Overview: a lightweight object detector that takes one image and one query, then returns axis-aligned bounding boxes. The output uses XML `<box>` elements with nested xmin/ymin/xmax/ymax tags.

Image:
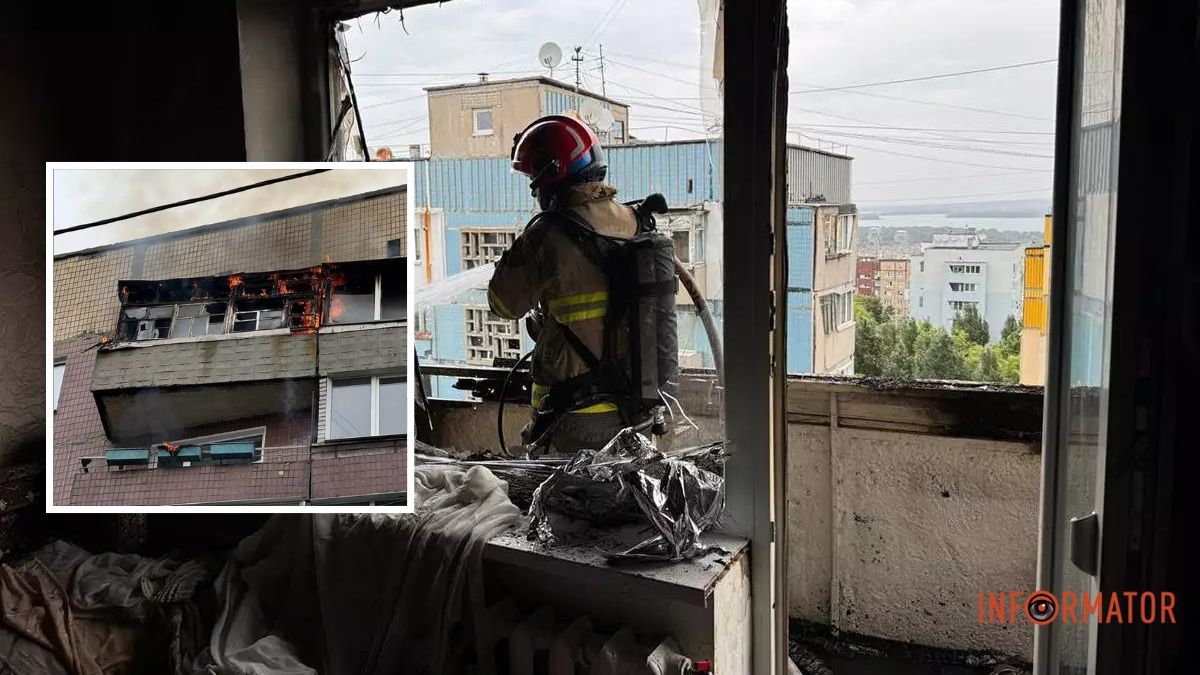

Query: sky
<box><xmin>343</xmin><ymin>0</ymin><xmax>1059</xmax><ymax>219</ymax></box>
<box><xmin>53</xmin><ymin>168</ymin><xmax>408</xmax><ymax>254</ymax></box>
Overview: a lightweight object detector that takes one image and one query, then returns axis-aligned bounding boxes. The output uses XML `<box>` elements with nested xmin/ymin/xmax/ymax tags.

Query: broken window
<box><xmin>232</xmin><ymin>299</ymin><xmax>286</xmax><ymax>332</ymax></box>
<box><xmin>381</xmin><ymin>271</ymin><xmax>405</xmax><ymax>321</ymax></box>
<box><xmin>329</xmin><ymin>273</ymin><xmax>376</xmax><ymax>324</ymax></box>
<box><xmin>122</xmin><ymin>305</ymin><xmax>175</xmax><ymax>340</ymax></box>
<box><xmin>328</xmin><ymin>268</ymin><xmax>406</xmax><ymax>324</ymax></box>
<box><xmin>170</xmin><ymin>303</ymin><xmax>227</xmax><ymax>338</ymax></box>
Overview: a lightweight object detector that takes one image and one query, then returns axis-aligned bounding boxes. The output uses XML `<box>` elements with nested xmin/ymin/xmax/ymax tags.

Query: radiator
<box><xmin>478</xmin><ymin>597</ymin><xmax>699</xmax><ymax>675</ymax></box>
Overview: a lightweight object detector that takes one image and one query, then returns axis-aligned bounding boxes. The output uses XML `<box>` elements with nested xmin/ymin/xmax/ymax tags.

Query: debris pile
<box><xmin>417</xmin><ymin>430</ymin><xmax>728</xmax><ymax>564</ymax></box>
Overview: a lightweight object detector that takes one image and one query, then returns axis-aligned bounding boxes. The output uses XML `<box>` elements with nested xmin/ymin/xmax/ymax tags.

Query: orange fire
<box><xmin>330</xmin><ymin>296</ymin><xmax>346</xmax><ymax>321</ymax></box>
<box><xmin>161</xmin><ymin>441</ymin><xmax>180</xmax><ymax>454</ymax></box>
<box><xmin>228</xmin><ymin>274</ymin><xmax>243</xmax><ymax>288</ymax></box>
<box><xmin>278</xmin><ymin>280</ymin><xmax>292</xmax><ymax>294</ymax></box>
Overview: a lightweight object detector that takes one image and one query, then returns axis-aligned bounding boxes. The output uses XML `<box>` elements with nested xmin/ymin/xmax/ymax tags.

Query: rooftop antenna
<box><xmin>571</xmin><ymin>45</ymin><xmax>584</xmax><ymax>92</ymax></box>
<box><xmin>538</xmin><ymin>42</ymin><xmax>562</xmax><ymax>79</ymax></box>
<box><xmin>598</xmin><ymin>43</ymin><xmax>608</xmax><ymax>96</ymax></box>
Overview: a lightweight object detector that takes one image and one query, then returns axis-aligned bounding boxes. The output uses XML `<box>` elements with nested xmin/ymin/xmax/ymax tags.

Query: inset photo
<box><xmin>48</xmin><ymin>164</ymin><xmax>411</xmax><ymax>510</ymax></box>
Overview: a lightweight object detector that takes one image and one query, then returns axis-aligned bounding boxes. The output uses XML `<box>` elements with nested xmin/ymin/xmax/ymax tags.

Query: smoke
<box><xmin>53</xmin><ymin>168</ymin><xmax>409</xmax><ymax>255</ymax></box>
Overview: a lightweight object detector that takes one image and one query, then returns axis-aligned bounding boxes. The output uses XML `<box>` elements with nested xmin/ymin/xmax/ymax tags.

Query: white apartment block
<box><xmin>908</xmin><ymin>235</ymin><xmax>1024</xmax><ymax>342</ymax></box>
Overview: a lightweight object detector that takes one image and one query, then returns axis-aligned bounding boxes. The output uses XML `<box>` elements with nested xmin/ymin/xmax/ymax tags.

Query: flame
<box><xmin>161</xmin><ymin>441</ymin><xmax>179</xmax><ymax>454</ymax></box>
<box><xmin>278</xmin><ymin>280</ymin><xmax>292</xmax><ymax>294</ymax></box>
<box><xmin>228</xmin><ymin>274</ymin><xmax>243</xmax><ymax>288</ymax></box>
<box><xmin>330</xmin><ymin>296</ymin><xmax>345</xmax><ymax>320</ymax></box>
<box><xmin>99</xmin><ymin>336</ymin><xmax>111</xmax><ymax>345</ymax></box>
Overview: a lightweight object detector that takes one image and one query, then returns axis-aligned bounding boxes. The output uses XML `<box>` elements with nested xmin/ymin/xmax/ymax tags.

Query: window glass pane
<box><xmin>329</xmin><ymin>378</ymin><xmax>372</xmax><ymax>439</ymax></box>
<box><xmin>259</xmin><ymin>310</ymin><xmax>284</xmax><ymax>330</ymax></box>
<box><xmin>672</xmin><ymin>231</ymin><xmax>691</xmax><ymax>263</ymax></box>
<box><xmin>53</xmin><ymin>364</ymin><xmax>65</xmax><ymax>410</ymax></box>
<box><xmin>233</xmin><ymin>311</ymin><xmax>258</xmax><ymax>332</ymax></box>
<box><xmin>379</xmin><ymin>377</ymin><xmax>407</xmax><ymax>435</ymax></box>
<box><xmin>381</xmin><ymin>272</ymin><xmax>405</xmax><ymax>321</ymax></box>
<box><xmin>330</xmin><ymin>274</ymin><xmax>376</xmax><ymax>323</ymax></box>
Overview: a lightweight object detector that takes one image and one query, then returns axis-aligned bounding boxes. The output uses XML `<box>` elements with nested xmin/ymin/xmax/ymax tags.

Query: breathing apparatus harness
<box><xmin>497</xmin><ymin>193</ymin><xmax>679</xmax><ymax>456</ymax></box>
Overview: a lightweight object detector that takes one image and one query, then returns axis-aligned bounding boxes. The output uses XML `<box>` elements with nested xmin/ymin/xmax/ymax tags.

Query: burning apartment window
<box><xmin>464</xmin><ymin>306</ymin><xmax>522</xmax><ymax>365</ymax></box>
<box><xmin>231</xmin><ymin>299</ymin><xmax>286</xmax><ymax>332</ymax></box>
<box><xmin>122</xmin><ymin>306</ymin><xmax>175</xmax><ymax>340</ymax></box>
<box><xmin>327</xmin><ymin>375</ymin><xmax>406</xmax><ymax>439</ymax></box>
<box><xmin>329</xmin><ymin>273</ymin><xmax>376</xmax><ymax>324</ymax></box>
<box><xmin>53</xmin><ymin>361</ymin><xmax>65</xmax><ymax>411</ymax></box>
<box><xmin>329</xmin><ymin>268</ymin><xmax>405</xmax><ymax>324</ymax></box>
<box><xmin>170</xmin><ymin>303</ymin><xmax>227</xmax><ymax>338</ymax></box>
<box><xmin>380</xmin><ymin>272</ymin><xmax>405</xmax><ymax>321</ymax></box>
<box><xmin>460</xmin><ymin>229</ymin><xmax>516</xmax><ymax>270</ymax></box>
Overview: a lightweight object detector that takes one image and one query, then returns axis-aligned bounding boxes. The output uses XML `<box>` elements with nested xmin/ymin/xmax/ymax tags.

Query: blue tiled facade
<box><xmin>415</xmin><ymin>141</ymin><xmax>850</xmax><ymax>383</ymax></box>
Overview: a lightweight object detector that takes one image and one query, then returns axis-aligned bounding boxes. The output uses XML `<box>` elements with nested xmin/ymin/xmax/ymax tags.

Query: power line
<box><xmin>806</xmin><ymin>134</ymin><xmax>1052</xmax><ymax>171</ymax></box>
<box><xmin>55</xmin><ymin>170</ymin><xmax>331</xmax><ymax>236</ymax></box>
<box><xmin>796</xmin><ymin>82</ymin><xmax>1055</xmax><ymax>122</ymax></box>
<box><xmin>790</xmin><ymin>58</ymin><xmax>1056</xmax><ymax>94</ymax></box>
<box><xmin>855</xmin><ymin>170</ymin><xmax>1052</xmax><ymax>186</ymax></box>
<box><xmin>794</xmin><ymin>123</ymin><xmax>1054</xmax><ymax>135</ymax></box>
<box><xmin>584</xmin><ymin>0</ymin><xmax>633</xmax><ymax>47</ymax></box>
<box><xmin>794</xmin><ymin>128</ymin><xmax>1054</xmax><ymax>158</ymax></box>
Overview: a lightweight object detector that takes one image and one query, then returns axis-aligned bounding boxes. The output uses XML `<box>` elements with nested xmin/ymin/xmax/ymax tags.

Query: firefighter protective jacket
<box><xmin>487</xmin><ymin>182</ymin><xmax>637</xmax><ymax>413</ymax></box>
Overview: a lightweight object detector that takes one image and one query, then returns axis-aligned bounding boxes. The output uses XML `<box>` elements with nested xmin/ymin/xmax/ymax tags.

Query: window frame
<box><xmin>472</xmin><ymin>107</ymin><xmax>494</xmax><ymax>136</ymax></box>
<box><xmin>326</xmin><ymin>374</ymin><xmax>407</xmax><ymax>440</ymax></box>
<box><xmin>53</xmin><ymin>360</ymin><xmax>66</xmax><ymax>411</ymax></box>
<box><xmin>328</xmin><ymin>272</ymin><xmax>405</xmax><ymax>324</ymax></box>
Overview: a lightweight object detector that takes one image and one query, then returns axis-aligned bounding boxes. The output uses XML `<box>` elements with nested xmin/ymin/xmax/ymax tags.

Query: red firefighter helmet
<box><xmin>511</xmin><ymin>114</ymin><xmax>607</xmax><ymax>198</ymax></box>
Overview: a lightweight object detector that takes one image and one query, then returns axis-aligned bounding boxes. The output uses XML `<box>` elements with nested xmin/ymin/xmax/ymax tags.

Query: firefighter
<box><xmin>488</xmin><ymin>114</ymin><xmax>642</xmax><ymax>456</ymax></box>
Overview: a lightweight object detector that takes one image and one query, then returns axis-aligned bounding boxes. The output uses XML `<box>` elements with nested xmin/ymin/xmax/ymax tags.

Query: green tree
<box><xmin>999</xmin><ymin>314</ymin><xmax>1021</xmax><ymax>357</ymax></box>
<box><xmin>952</xmin><ymin>304</ymin><xmax>990</xmax><ymax>347</ymax></box>
<box><xmin>913</xmin><ymin>325</ymin><xmax>967</xmax><ymax>380</ymax></box>
<box><xmin>977</xmin><ymin>346</ymin><xmax>1002</xmax><ymax>382</ymax></box>
<box><xmin>853</xmin><ymin>296</ymin><xmax>886</xmax><ymax>376</ymax></box>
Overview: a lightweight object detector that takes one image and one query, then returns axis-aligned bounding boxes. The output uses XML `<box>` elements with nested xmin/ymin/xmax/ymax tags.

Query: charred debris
<box><xmin>104</xmin><ymin>260</ymin><xmax>394</xmax><ymax>347</ymax></box>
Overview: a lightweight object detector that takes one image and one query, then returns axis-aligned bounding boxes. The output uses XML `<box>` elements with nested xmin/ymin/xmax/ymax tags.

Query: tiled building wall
<box><xmin>311</xmin><ymin>441</ymin><xmax>407</xmax><ymax>500</ymax></box>
<box><xmin>67</xmin><ymin>410</ymin><xmax>312</xmax><ymax>506</ymax></box>
<box><xmin>52</xmin><ymin>336</ymin><xmax>110</xmax><ymax>505</ymax></box>
<box><xmin>52</xmin><ymin>188</ymin><xmax>407</xmax><ymax>505</ymax></box>
<box><xmin>321</xmin><ymin>190</ymin><xmax>406</xmax><ymax>262</ymax></box>
<box><xmin>53</xmin><ymin>249</ymin><xmax>134</xmax><ymax>340</ymax></box>
<box><xmin>142</xmin><ymin>212</ymin><xmax>314</xmax><ymax>279</ymax></box>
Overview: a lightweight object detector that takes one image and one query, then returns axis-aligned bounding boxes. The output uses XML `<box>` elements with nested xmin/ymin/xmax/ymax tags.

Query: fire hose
<box><xmin>497</xmin><ymin>255</ymin><xmax>725</xmax><ymax>454</ymax></box>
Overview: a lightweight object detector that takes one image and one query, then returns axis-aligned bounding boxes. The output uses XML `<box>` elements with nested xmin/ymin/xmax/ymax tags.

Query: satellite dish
<box><xmin>538</xmin><ymin>42</ymin><xmax>563</xmax><ymax>70</ymax></box>
<box><xmin>596</xmin><ymin>107</ymin><xmax>615</xmax><ymax>131</ymax></box>
<box><xmin>579</xmin><ymin>100</ymin><xmax>602</xmax><ymax>127</ymax></box>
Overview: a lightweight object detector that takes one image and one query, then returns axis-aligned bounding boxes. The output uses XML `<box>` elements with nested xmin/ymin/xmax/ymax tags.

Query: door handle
<box><xmin>1069</xmin><ymin>511</ymin><xmax>1099</xmax><ymax>576</ymax></box>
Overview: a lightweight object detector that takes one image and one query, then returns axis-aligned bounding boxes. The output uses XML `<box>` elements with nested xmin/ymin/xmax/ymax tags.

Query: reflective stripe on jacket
<box><xmin>487</xmin><ymin>182</ymin><xmax>638</xmax><ymax>412</ymax></box>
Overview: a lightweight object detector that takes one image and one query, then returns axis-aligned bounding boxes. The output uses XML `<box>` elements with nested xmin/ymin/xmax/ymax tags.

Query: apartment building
<box><xmin>413</xmin><ymin>139</ymin><xmax>856</xmax><ymax>389</ymax></box>
<box><xmin>425</xmin><ymin>75</ymin><xmax>631</xmax><ymax>159</ymax></box>
<box><xmin>908</xmin><ymin>234</ymin><xmax>1024</xmax><ymax>342</ymax></box>
<box><xmin>855</xmin><ymin>256</ymin><xmax>909</xmax><ymax>316</ymax></box>
<box><xmin>1020</xmin><ymin>215</ymin><xmax>1053</xmax><ymax>385</ymax></box>
<box><xmin>52</xmin><ymin>187</ymin><xmax>408</xmax><ymax>506</ymax></box>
